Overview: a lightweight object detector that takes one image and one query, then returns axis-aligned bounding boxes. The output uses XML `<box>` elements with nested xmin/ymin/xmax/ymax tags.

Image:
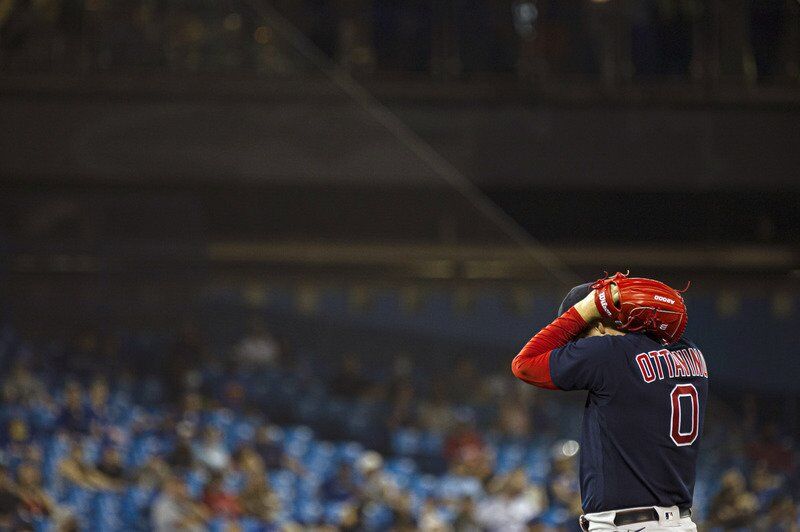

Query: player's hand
<box><xmin>611</xmin><ymin>283</ymin><xmax>620</xmax><ymax>304</ymax></box>
<box><xmin>574</xmin><ymin>285</ymin><xmax>619</xmax><ymax>324</ymax></box>
<box><xmin>590</xmin><ymin>271</ymin><xmax>689</xmax><ymax>345</ymax></box>
<box><xmin>574</xmin><ymin>290</ymin><xmax>601</xmax><ymax>323</ymax></box>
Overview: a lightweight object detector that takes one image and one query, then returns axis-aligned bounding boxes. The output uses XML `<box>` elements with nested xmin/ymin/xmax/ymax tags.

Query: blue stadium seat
<box><xmin>33</xmin><ymin>517</ymin><xmax>53</xmax><ymax>532</ymax></box>
<box><xmin>323</xmin><ymin>501</ymin><xmax>344</xmax><ymax>525</ymax></box>
<box><xmin>186</xmin><ymin>469</ymin><xmax>209</xmax><ymax>498</ymax></box>
<box><xmin>208</xmin><ymin>517</ymin><xmax>229</xmax><ymax>532</ymax></box>
<box><xmin>410</xmin><ymin>474</ymin><xmax>438</xmax><ymax>502</ymax></box>
<box><xmin>227</xmin><ymin>420</ymin><xmax>256</xmax><ymax>448</ymax></box>
<box><xmin>391</xmin><ymin>428</ymin><xmax>421</xmax><ymax>456</ymax></box>
<box><xmin>294</xmin><ymin>499</ymin><xmax>323</xmax><ymax>524</ymax></box>
<box><xmin>271</xmin><ymin>469</ymin><xmax>297</xmax><ymax>507</ymax></box>
<box><xmin>437</xmin><ymin>473</ymin><xmax>482</xmax><ymax>499</ymax></box>
<box><xmin>362</xmin><ymin>502</ymin><xmax>394</xmax><ymax>530</ymax></box>
<box><xmin>91</xmin><ymin>491</ymin><xmax>123</xmax><ymax>531</ymax></box>
<box><xmin>283</xmin><ymin>426</ymin><xmax>314</xmax><ymax>458</ymax></box>
<box><xmin>61</xmin><ymin>485</ymin><xmax>93</xmax><ymax>529</ymax></box>
<box><xmin>524</xmin><ymin>445</ymin><xmax>551</xmax><ymax>482</ymax></box>
<box><xmin>128</xmin><ymin>435</ymin><xmax>161</xmax><ymax>469</ymax></box>
<box><xmin>418</xmin><ymin>431</ymin><xmax>444</xmax><ymax>457</ymax></box>
<box><xmin>121</xmin><ymin>486</ymin><xmax>157</xmax><ymax>530</ymax></box>
<box><xmin>496</xmin><ymin>443</ymin><xmax>526</xmax><ymax>474</ymax></box>
<box><xmin>43</xmin><ymin>435</ymin><xmax>70</xmax><ymax>487</ymax></box>
<box><xmin>82</xmin><ymin>438</ymin><xmax>102</xmax><ymax>464</ymax></box>
<box><xmin>241</xmin><ymin>517</ymin><xmax>275</xmax><ymax>532</ymax></box>
<box><xmin>538</xmin><ymin>507</ymin><xmax>574</xmax><ymax>528</ymax></box>
<box><xmin>335</xmin><ymin>441</ymin><xmax>364</xmax><ymax>464</ymax></box>
<box><xmin>223</xmin><ymin>469</ymin><xmax>245</xmax><ymax>494</ymax></box>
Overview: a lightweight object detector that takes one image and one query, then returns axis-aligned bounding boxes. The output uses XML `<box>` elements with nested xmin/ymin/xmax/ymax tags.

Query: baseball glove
<box><xmin>592</xmin><ymin>272</ymin><xmax>688</xmax><ymax>345</ymax></box>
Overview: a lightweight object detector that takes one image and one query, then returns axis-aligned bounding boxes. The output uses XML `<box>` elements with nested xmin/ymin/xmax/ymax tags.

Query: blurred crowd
<box><xmin>0</xmin><ymin>0</ymin><xmax>795</xmax><ymax>83</ymax></box>
<box><xmin>0</xmin><ymin>318</ymin><xmax>797</xmax><ymax>531</ymax></box>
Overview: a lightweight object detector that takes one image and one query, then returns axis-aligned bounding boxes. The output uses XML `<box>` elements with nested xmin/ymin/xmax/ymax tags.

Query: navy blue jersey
<box><xmin>549</xmin><ymin>332</ymin><xmax>708</xmax><ymax>513</ymax></box>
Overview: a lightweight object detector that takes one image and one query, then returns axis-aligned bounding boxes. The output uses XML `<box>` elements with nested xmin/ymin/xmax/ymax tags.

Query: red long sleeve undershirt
<box><xmin>511</xmin><ymin>307</ymin><xmax>587</xmax><ymax>390</ymax></box>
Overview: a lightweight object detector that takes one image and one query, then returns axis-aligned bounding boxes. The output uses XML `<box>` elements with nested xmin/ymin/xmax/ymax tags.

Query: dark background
<box><xmin>0</xmin><ymin>1</ymin><xmax>799</xmax><ymax>530</ymax></box>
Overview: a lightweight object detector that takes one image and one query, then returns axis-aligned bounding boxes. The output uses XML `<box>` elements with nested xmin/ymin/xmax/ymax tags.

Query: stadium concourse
<box><xmin>0</xmin><ymin>309</ymin><xmax>796</xmax><ymax>531</ymax></box>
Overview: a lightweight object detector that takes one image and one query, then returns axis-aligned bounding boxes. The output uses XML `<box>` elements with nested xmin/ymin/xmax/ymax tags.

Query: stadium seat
<box><xmin>391</xmin><ymin>428</ymin><xmax>421</xmax><ymax>456</ymax></box>
<box><xmin>437</xmin><ymin>473</ymin><xmax>482</xmax><ymax>500</ymax></box>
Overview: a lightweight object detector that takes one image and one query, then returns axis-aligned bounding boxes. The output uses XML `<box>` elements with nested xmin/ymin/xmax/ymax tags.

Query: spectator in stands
<box><xmin>253</xmin><ymin>424</ymin><xmax>304</xmax><ymax>474</ymax></box>
<box><xmin>58</xmin><ymin>442</ymin><xmax>119</xmax><ymax>492</ymax></box>
<box><xmin>338</xmin><ymin>502</ymin><xmax>364</xmax><ymax>531</ymax></box>
<box><xmin>202</xmin><ymin>472</ymin><xmax>241</xmax><ymax>518</ymax></box>
<box><xmin>219</xmin><ymin>360</ymin><xmax>248</xmax><ymax>412</ymax></box>
<box><xmin>15</xmin><ymin>460</ymin><xmax>50</xmax><ymax>521</ymax></box>
<box><xmin>234</xmin><ymin>319</ymin><xmax>281</xmax><ymax>369</ymax></box>
<box><xmin>452</xmin><ymin>496</ymin><xmax>481</xmax><ymax>531</ymax></box>
<box><xmin>168</xmin><ymin>323</ymin><xmax>206</xmax><ymax>402</ymax></box>
<box><xmin>417</xmin><ymin>382</ymin><xmax>455</xmax><ymax>434</ymax></box>
<box><xmin>417</xmin><ymin>498</ymin><xmax>446</xmax><ymax>530</ymax></box>
<box><xmin>3</xmin><ymin>414</ymin><xmax>31</xmax><ymax>449</ymax></box>
<box><xmin>15</xmin><ymin>461</ymin><xmax>75</xmax><ymax>530</ymax></box>
<box><xmin>178</xmin><ymin>392</ymin><xmax>204</xmax><ymax>428</ymax></box>
<box><xmin>356</xmin><ymin>451</ymin><xmax>398</xmax><ymax>503</ymax></box>
<box><xmin>708</xmin><ymin>468</ymin><xmax>759</xmax><ymax>529</ymax></box>
<box><xmin>0</xmin><ymin>318</ymin><xmax>797</xmax><ymax>529</ymax></box>
<box><xmin>444</xmin><ymin>411</ymin><xmax>492</xmax><ymax>480</ymax></box>
<box><xmin>0</xmin><ymin>381</ymin><xmax>21</xmax><ymax>417</ymax></box>
<box><xmin>168</xmin><ymin>422</ymin><xmax>195</xmax><ymax>473</ymax></box>
<box><xmin>477</xmin><ymin>468</ymin><xmax>545</xmax><ymax>531</ymax></box>
<box><xmin>322</xmin><ymin>462</ymin><xmax>358</xmax><ymax>502</ymax></box>
<box><xmin>152</xmin><ymin>475</ymin><xmax>208</xmax><ymax>532</ymax></box>
<box><xmin>95</xmin><ymin>447</ymin><xmax>126</xmax><ymax>488</ymax></box>
<box><xmin>386</xmin><ymin>355</ymin><xmax>414</xmax><ymax>402</ymax></box>
<box><xmin>447</xmin><ymin>359</ymin><xmax>480</xmax><ymax>404</ymax></box>
<box><xmin>497</xmin><ymin>395</ymin><xmax>531</xmax><ymax>440</ymax></box>
<box><xmin>5</xmin><ymin>361</ymin><xmax>45</xmax><ymax>406</ymax></box>
<box><xmin>254</xmin><ymin>424</ymin><xmax>284</xmax><ymax>470</ymax></box>
<box><xmin>754</xmin><ymin>494</ymin><xmax>798</xmax><ymax>531</ymax></box>
<box><xmin>193</xmin><ymin>426</ymin><xmax>231</xmax><ymax>472</ymax></box>
<box><xmin>747</xmin><ymin>423</ymin><xmax>795</xmax><ymax>473</ymax></box>
<box><xmin>381</xmin><ymin>490</ymin><xmax>416</xmax><ymax>531</ymax></box>
<box><xmin>56</xmin><ymin>382</ymin><xmax>89</xmax><ymax>435</ymax></box>
<box><xmin>750</xmin><ymin>460</ymin><xmax>786</xmax><ymax>511</ymax></box>
<box><xmin>0</xmin><ymin>465</ymin><xmax>21</xmax><ymax>530</ymax></box>
<box><xmin>444</xmin><ymin>411</ymin><xmax>483</xmax><ymax>463</ymax></box>
<box><xmin>546</xmin><ymin>451</ymin><xmax>581</xmax><ymax>515</ymax></box>
<box><xmin>237</xmin><ymin>449</ymin><xmax>281</xmax><ymax>522</ymax></box>
<box><xmin>134</xmin><ymin>456</ymin><xmax>170</xmax><ymax>491</ymax></box>
<box><xmin>387</xmin><ymin>378</ymin><xmax>416</xmax><ymax>429</ymax></box>
<box><xmin>330</xmin><ymin>354</ymin><xmax>370</xmax><ymax>398</ymax></box>
<box><xmin>87</xmin><ymin>379</ymin><xmax>110</xmax><ymax>435</ymax></box>
<box><xmin>9</xmin><ymin>445</ymin><xmax>44</xmax><ymax>478</ymax></box>
<box><xmin>235</xmin><ymin>446</ymin><xmax>264</xmax><ymax>472</ymax></box>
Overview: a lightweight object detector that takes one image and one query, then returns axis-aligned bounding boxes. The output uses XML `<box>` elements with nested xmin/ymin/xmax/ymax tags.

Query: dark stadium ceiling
<box><xmin>1</xmin><ymin>75</ymin><xmax>798</xmax><ymax>191</ymax></box>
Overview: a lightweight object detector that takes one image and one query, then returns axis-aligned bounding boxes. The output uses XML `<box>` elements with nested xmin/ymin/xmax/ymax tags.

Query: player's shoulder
<box><xmin>612</xmin><ymin>332</ymin><xmax>704</xmax><ymax>352</ymax></box>
<box><xmin>672</xmin><ymin>336</ymin><xmax>700</xmax><ymax>349</ymax></box>
<box><xmin>563</xmin><ymin>333</ymin><xmax>641</xmax><ymax>359</ymax></box>
<box><xmin>616</xmin><ymin>333</ymin><xmax>706</xmax><ymax>363</ymax></box>
<box><xmin>550</xmin><ymin>334</ymin><xmax>641</xmax><ymax>392</ymax></box>
<box><xmin>661</xmin><ymin>335</ymin><xmax>704</xmax><ymax>356</ymax></box>
<box><xmin>574</xmin><ymin>332</ymin><xmax>656</xmax><ymax>350</ymax></box>
<box><xmin>572</xmin><ymin>333</ymin><xmax>684</xmax><ymax>366</ymax></box>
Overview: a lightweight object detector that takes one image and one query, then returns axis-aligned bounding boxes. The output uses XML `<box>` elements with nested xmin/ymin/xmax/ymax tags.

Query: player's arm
<box><xmin>511</xmin><ymin>291</ymin><xmax>603</xmax><ymax>389</ymax></box>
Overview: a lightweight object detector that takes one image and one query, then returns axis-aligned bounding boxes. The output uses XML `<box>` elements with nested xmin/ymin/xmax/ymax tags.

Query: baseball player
<box><xmin>512</xmin><ymin>273</ymin><xmax>707</xmax><ymax>531</ymax></box>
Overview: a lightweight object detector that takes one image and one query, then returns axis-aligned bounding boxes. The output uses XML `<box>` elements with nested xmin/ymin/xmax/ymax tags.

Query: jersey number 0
<box><xmin>669</xmin><ymin>384</ymin><xmax>699</xmax><ymax>446</ymax></box>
